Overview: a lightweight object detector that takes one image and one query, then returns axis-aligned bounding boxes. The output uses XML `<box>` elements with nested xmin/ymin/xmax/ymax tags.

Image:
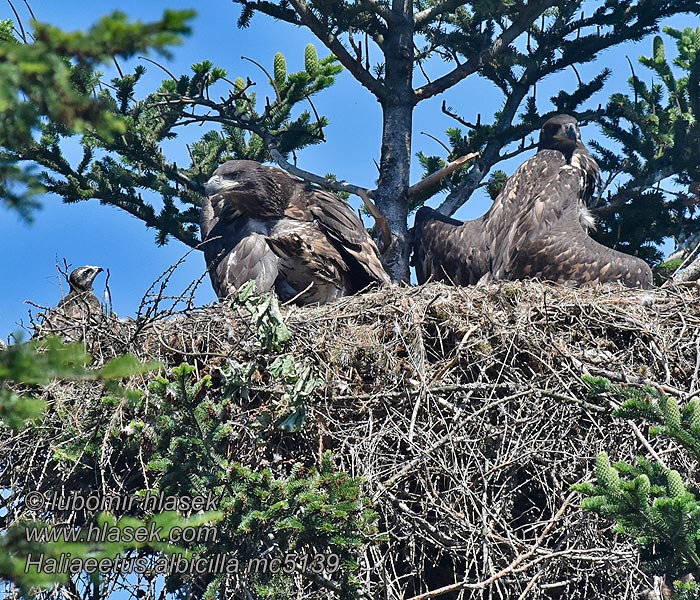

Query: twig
<box><xmin>407</xmin><ymin>151</ymin><xmax>480</xmax><ymax>202</ymax></box>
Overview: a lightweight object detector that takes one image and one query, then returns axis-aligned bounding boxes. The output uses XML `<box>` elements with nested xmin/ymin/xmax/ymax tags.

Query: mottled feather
<box><xmin>412</xmin><ymin>114</ymin><xmax>652</xmax><ymax>289</ymax></box>
<box><xmin>201</xmin><ymin>160</ymin><xmax>390</xmax><ymax>305</ymax></box>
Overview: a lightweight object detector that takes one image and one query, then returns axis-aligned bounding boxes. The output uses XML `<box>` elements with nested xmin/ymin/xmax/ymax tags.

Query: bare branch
<box><xmin>414</xmin><ymin>0</ymin><xmax>467</xmax><ymax>28</ymax></box>
<box><xmin>671</xmin><ymin>242</ymin><xmax>700</xmax><ymax>284</ymax></box>
<box><xmin>241</xmin><ymin>55</ymin><xmax>282</xmax><ymax>103</ymax></box>
<box><xmin>420</xmin><ymin>130</ymin><xmax>451</xmax><ymax>153</ymax></box>
<box><xmin>405</xmin><ymin>494</ymin><xmax>576</xmax><ymax>599</ymax></box>
<box><xmin>414</xmin><ymin>1</ymin><xmax>549</xmax><ymax>102</ymax></box>
<box><xmin>7</xmin><ymin>0</ymin><xmax>27</xmax><ymax>43</ymax></box>
<box><xmin>407</xmin><ymin>151</ymin><xmax>479</xmax><ymax>204</ymax></box>
<box><xmin>138</xmin><ymin>55</ymin><xmax>178</xmax><ymax>81</ymax></box>
<box><xmin>441</xmin><ymin>100</ymin><xmax>479</xmax><ymax>128</ymax></box>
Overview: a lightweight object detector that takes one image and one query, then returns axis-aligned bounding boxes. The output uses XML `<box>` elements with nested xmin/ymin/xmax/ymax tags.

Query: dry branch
<box><xmin>7</xmin><ymin>279</ymin><xmax>700</xmax><ymax>599</ymax></box>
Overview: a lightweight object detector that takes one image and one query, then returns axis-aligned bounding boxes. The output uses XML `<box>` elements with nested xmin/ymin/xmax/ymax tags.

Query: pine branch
<box><xmin>286</xmin><ymin>0</ymin><xmax>387</xmax><ymax>99</ymax></box>
<box><xmin>414</xmin><ymin>0</ymin><xmax>550</xmax><ymax>102</ymax></box>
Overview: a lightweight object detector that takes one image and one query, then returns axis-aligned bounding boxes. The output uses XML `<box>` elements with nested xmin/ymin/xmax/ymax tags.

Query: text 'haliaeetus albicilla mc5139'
<box><xmin>201</xmin><ymin>160</ymin><xmax>390</xmax><ymax>305</ymax></box>
<box><xmin>412</xmin><ymin>114</ymin><xmax>653</xmax><ymax>289</ymax></box>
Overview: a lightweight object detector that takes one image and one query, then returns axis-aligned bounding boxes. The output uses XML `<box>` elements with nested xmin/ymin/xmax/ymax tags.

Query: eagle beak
<box><xmin>566</xmin><ymin>124</ymin><xmax>578</xmax><ymax>142</ymax></box>
<box><xmin>204</xmin><ymin>175</ymin><xmax>240</xmax><ymax>196</ymax></box>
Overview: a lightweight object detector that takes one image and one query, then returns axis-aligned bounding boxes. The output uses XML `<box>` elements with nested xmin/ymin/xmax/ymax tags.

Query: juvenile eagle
<box><xmin>201</xmin><ymin>160</ymin><xmax>390</xmax><ymax>305</ymax></box>
<box><xmin>413</xmin><ymin>114</ymin><xmax>653</xmax><ymax>289</ymax></box>
<box><xmin>37</xmin><ymin>265</ymin><xmax>105</xmax><ymax>340</ymax></box>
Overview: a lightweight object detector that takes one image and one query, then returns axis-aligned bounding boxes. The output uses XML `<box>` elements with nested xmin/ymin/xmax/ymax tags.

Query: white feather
<box><xmin>578</xmin><ymin>205</ymin><xmax>596</xmax><ymax>231</ymax></box>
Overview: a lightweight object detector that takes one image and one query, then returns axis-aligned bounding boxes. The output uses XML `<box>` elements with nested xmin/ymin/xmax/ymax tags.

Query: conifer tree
<box><xmin>590</xmin><ymin>27</ymin><xmax>700</xmax><ymax>265</ymax></box>
<box><xmin>576</xmin><ymin>376</ymin><xmax>700</xmax><ymax>599</ymax></box>
<box><xmin>2</xmin><ymin>3</ymin><xmax>700</xmax><ymax>280</ymax></box>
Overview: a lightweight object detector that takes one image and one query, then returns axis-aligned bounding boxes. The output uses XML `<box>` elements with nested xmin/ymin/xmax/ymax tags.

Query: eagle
<box><xmin>412</xmin><ymin>114</ymin><xmax>653</xmax><ymax>289</ymax></box>
<box><xmin>201</xmin><ymin>160</ymin><xmax>390</xmax><ymax>305</ymax></box>
<box><xmin>37</xmin><ymin>265</ymin><xmax>105</xmax><ymax>340</ymax></box>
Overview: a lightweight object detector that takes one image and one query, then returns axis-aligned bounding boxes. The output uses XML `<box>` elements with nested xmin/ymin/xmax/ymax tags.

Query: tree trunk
<box><xmin>374</xmin><ymin>4</ymin><xmax>414</xmax><ymax>282</ymax></box>
<box><xmin>376</xmin><ymin>98</ymin><xmax>412</xmax><ymax>282</ymax></box>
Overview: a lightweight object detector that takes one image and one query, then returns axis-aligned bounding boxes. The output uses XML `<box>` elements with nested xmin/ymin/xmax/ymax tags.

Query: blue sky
<box><xmin>1</xmin><ymin>1</ymin><xmax>697</xmax><ymax>340</ymax></box>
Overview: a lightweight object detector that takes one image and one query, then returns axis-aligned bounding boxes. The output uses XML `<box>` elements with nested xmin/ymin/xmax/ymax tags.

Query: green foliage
<box><xmin>593</xmin><ymin>27</ymin><xmax>700</xmax><ymax>262</ymax></box>
<box><xmin>221</xmin><ymin>282</ymin><xmax>322</xmax><ymax>432</ymax></box>
<box><xmin>486</xmin><ymin>170</ymin><xmax>509</xmax><ymax>201</ymax></box>
<box><xmin>576</xmin><ymin>376</ymin><xmax>700</xmax><ymax>596</ymax></box>
<box><xmin>1</xmin><ymin>11</ymin><xmax>340</xmax><ymax>247</ymax></box>
<box><xmin>234</xmin><ymin>281</ymin><xmax>292</xmax><ymax>351</ymax></box>
<box><xmin>657</xmin><ymin>257</ymin><xmax>685</xmax><ymax>281</ymax></box>
<box><xmin>143</xmin><ymin>359</ymin><xmax>375</xmax><ymax>598</ymax></box>
<box><xmin>0</xmin><ymin>337</ymin><xmax>171</xmax><ymax>594</ymax></box>
<box><xmin>194</xmin><ymin>453</ymin><xmax>375</xmax><ymax>598</ymax></box>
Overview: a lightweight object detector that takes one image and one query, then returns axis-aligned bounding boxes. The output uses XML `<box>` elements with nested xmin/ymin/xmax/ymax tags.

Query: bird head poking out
<box><xmin>68</xmin><ymin>266</ymin><xmax>103</xmax><ymax>293</ymax></box>
<box><xmin>204</xmin><ymin>160</ymin><xmax>291</xmax><ymax>217</ymax></box>
<box><xmin>538</xmin><ymin>114</ymin><xmax>581</xmax><ymax>161</ymax></box>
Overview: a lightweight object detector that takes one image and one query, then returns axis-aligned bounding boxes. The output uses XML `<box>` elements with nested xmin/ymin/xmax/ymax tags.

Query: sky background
<box><xmin>1</xmin><ymin>1</ymin><xmax>698</xmax><ymax>341</ymax></box>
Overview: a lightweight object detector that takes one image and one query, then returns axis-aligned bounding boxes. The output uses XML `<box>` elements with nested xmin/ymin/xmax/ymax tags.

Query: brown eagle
<box><xmin>412</xmin><ymin>114</ymin><xmax>653</xmax><ymax>289</ymax></box>
<box><xmin>37</xmin><ymin>265</ymin><xmax>105</xmax><ymax>340</ymax></box>
<box><xmin>201</xmin><ymin>160</ymin><xmax>390</xmax><ymax>305</ymax></box>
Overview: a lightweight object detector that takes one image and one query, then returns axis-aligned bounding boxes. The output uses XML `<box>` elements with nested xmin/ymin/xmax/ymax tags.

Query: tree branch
<box><xmin>356</xmin><ymin>0</ymin><xmax>394</xmax><ymax>24</ymax></box>
<box><xmin>671</xmin><ymin>242</ymin><xmax>700</xmax><ymax>284</ymax></box>
<box><xmin>407</xmin><ymin>151</ymin><xmax>479</xmax><ymax>205</ymax></box>
<box><xmin>413</xmin><ymin>1</ymin><xmax>549</xmax><ymax>102</ymax></box>
<box><xmin>287</xmin><ymin>0</ymin><xmax>387</xmax><ymax>99</ymax></box>
<box><xmin>414</xmin><ymin>0</ymin><xmax>468</xmax><ymax>29</ymax></box>
<box><xmin>405</xmin><ymin>494</ymin><xmax>575</xmax><ymax>599</ymax></box>
<box><xmin>596</xmin><ymin>165</ymin><xmax>677</xmax><ymax>216</ymax></box>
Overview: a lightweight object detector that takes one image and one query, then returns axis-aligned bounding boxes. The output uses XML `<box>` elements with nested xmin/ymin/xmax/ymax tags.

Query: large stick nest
<box><xmin>6</xmin><ymin>280</ymin><xmax>700</xmax><ymax>599</ymax></box>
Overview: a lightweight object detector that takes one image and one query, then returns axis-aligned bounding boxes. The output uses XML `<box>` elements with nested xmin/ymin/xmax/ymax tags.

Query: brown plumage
<box><xmin>37</xmin><ymin>266</ymin><xmax>105</xmax><ymax>340</ymax></box>
<box><xmin>413</xmin><ymin>114</ymin><xmax>653</xmax><ymax>289</ymax></box>
<box><xmin>201</xmin><ymin>160</ymin><xmax>390</xmax><ymax>304</ymax></box>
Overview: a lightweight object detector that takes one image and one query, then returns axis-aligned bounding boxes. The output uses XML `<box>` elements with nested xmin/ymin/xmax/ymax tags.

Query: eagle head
<box><xmin>69</xmin><ymin>266</ymin><xmax>103</xmax><ymax>293</ymax></box>
<box><xmin>538</xmin><ymin>114</ymin><xmax>581</xmax><ymax>160</ymax></box>
<box><xmin>204</xmin><ymin>160</ymin><xmax>290</xmax><ymax>217</ymax></box>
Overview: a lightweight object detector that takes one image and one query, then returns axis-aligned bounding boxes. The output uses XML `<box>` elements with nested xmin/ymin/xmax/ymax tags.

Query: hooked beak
<box><xmin>565</xmin><ymin>123</ymin><xmax>578</xmax><ymax>142</ymax></box>
<box><xmin>204</xmin><ymin>175</ymin><xmax>240</xmax><ymax>197</ymax></box>
<box><xmin>86</xmin><ymin>266</ymin><xmax>103</xmax><ymax>288</ymax></box>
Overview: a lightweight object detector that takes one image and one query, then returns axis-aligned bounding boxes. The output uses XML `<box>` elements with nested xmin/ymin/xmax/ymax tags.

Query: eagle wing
<box><xmin>500</xmin><ymin>161</ymin><xmax>653</xmax><ymax>288</ymax></box>
<box><xmin>266</xmin><ymin>220</ymin><xmax>351</xmax><ymax>304</ymax></box>
<box><xmin>412</xmin><ymin>206</ymin><xmax>490</xmax><ymax>285</ymax></box>
<box><xmin>284</xmin><ymin>184</ymin><xmax>390</xmax><ymax>289</ymax></box>
<box><xmin>200</xmin><ymin>193</ymin><xmax>279</xmax><ymax>298</ymax></box>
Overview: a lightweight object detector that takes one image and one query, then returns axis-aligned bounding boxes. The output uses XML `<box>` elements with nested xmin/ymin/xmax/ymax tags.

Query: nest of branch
<box><xmin>6</xmin><ymin>280</ymin><xmax>700</xmax><ymax>599</ymax></box>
